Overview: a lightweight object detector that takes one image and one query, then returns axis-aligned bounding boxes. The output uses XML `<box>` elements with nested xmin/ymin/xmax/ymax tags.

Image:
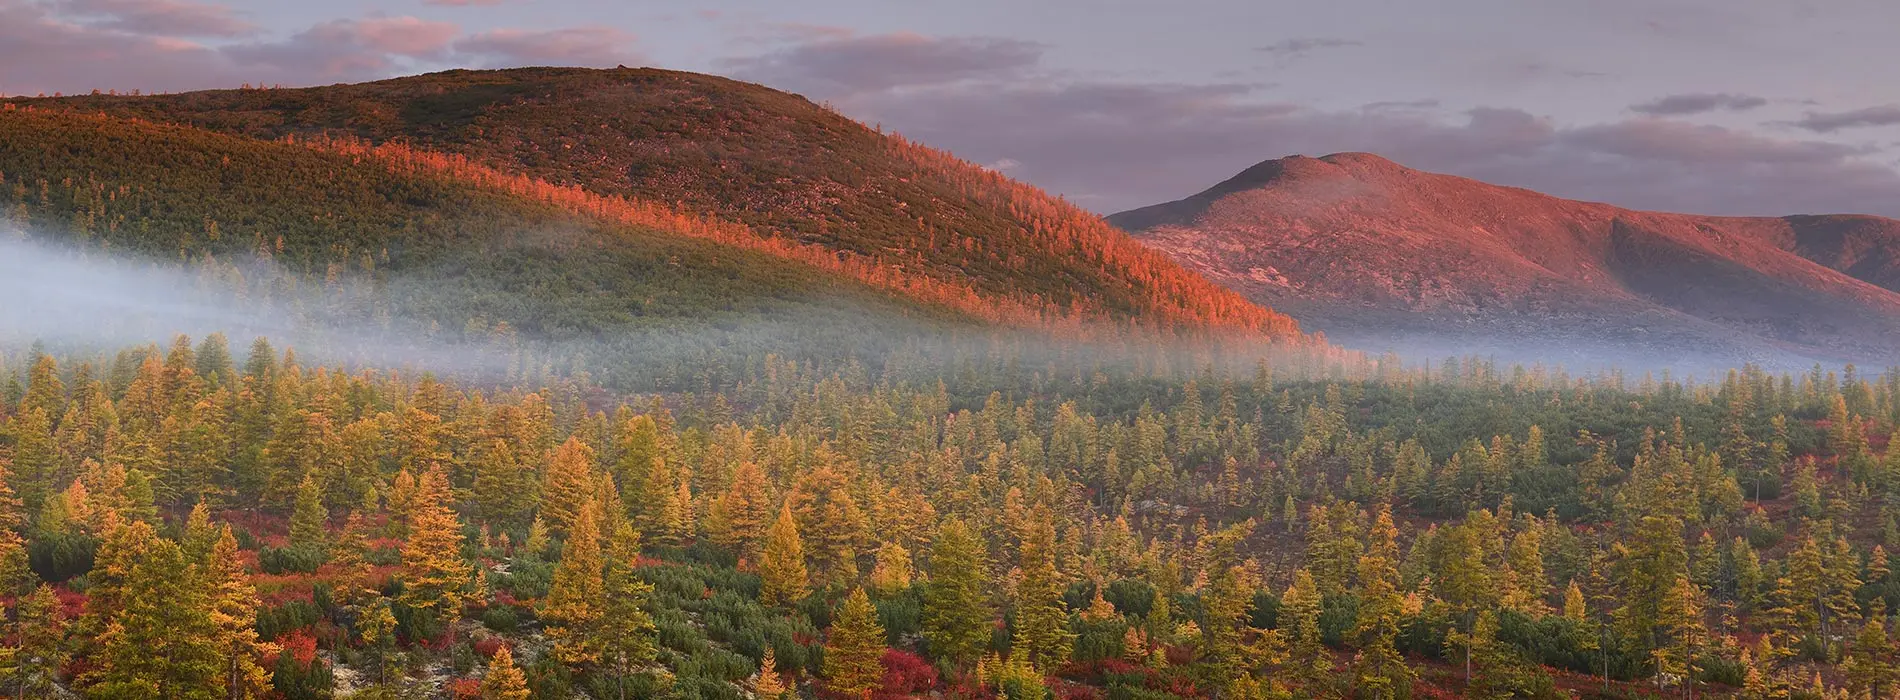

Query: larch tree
<box><xmin>596</xmin><ymin>518</ymin><xmax>659</xmax><ymax>700</ymax></box>
<box><xmin>1354</xmin><ymin>507</ymin><xmax>1414</xmax><ymax>700</ymax></box>
<box><xmin>207</xmin><ymin>525</ymin><xmax>272</xmax><ymax>699</ymax></box>
<box><xmin>824</xmin><ymin>587</ymin><xmax>888</xmax><ymax>699</ymax></box>
<box><xmin>0</xmin><ymin>459</ymin><xmax>30</xmax><ymax>593</ymax></box>
<box><xmin>758</xmin><ymin>503</ymin><xmax>811</xmax><ymax>607</ymax></box>
<box><xmin>1281</xmin><ymin>568</ymin><xmax>1329</xmax><ymax>692</ymax></box>
<box><xmin>4</xmin><ymin>584</ymin><xmax>68</xmax><ymax>699</ymax></box>
<box><xmin>399</xmin><ymin>466</ymin><xmax>471</xmax><ymax>628</ymax></box>
<box><xmin>479</xmin><ymin>646</ymin><xmax>531</xmax><ymax>700</ymax></box>
<box><xmin>472</xmin><ymin>439</ymin><xmax>537</xmax><ymax>529</ymax></box>
<box><xmin>543</xmin><ymin>502</ymin><xmax>606</xmax><ymax>666</ymax></box>
<box><xmin>286</xmin><ymin>473</ymin><xmax>327</xmax><ymax>552</ymax></box>
<box><xmin>541</xmin><ymin>436</ymin><xmax>598</xmax><ymax>537</ymax></box>
<box><xmin>712</xmin><ymin>461</ymin><xmax>774</xmax><ymax>559</ymax></box>
<box><xmin>923</xmin><ymin>517</ymin><xmax>993</xmax><ymax>669</ymax></box>
<box><xmin>1012</xmin><ymin>513</ymin><xmax>1073</xmax><ymax>671</ymax></box>
<box><xmin>869</xmin><ymin>541</ymin><xmax>914</xmax><ymax>595</ymax></box>
<box><xmin>1199</xmin><ymin>521</ymin><xmax>1257</xmax><ymax>686</ymax></box>
<box><xmin>83</xmin><ymin>520</ymin><xmax>224</xmax><ymax>698</ymax></box>
<box><xmin>751</xmin><ymin>647</ymin><xmax>790</xmax><ymax>700</ymax></box>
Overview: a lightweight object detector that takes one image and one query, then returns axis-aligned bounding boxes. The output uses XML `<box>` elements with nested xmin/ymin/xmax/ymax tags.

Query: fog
<box><xmin>0</xmin><ymin>222</ymin><xmax>1847</xmax><ymax>394</ymax></box>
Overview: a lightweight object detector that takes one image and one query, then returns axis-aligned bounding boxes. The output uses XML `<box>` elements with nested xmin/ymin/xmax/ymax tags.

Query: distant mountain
<box><xmin>1109</xmin><ymin>152</ymin><xmax>1900</xmax><ymax>367</ymax></box>
<box><xmin>6</xmin><ymin>67</ymin><xmax>1298</xmax><ymax>339</ymax></box>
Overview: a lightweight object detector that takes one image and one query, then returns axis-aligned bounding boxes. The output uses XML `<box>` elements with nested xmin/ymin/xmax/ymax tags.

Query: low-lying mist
<box><xmin>3</xmin><ymin>222</ymin><xmax>1825</xmax><ymax>396</ymax></box>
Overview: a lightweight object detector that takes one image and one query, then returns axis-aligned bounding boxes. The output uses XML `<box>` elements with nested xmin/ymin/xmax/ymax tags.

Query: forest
<box><xmin>4</xmin><ymin>68</ymin><xmax>1896</xmax><ymax>700</ymax></box>
<box><xmin>0</xmin><ymin>326</ymin><xmax>1891</xmax><ymax>699</ymax></box>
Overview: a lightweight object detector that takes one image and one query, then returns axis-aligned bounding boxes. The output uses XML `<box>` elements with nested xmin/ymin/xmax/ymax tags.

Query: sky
<box><xmin>6</xmin><ymin>0</ymin><xmax>1900</xmax><ymax>216</ymax></box>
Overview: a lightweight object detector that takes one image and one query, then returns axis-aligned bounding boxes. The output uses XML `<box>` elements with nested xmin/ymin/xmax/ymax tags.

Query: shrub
<box><xmin>480</xmin><ymin>605</ymin><xmax>520</xmax><ymax>633</ymax></box>
<box><xmin>258</xmin><ymin>544</ymin><xmax>328</xmax><ymax>574</ymax></box>
<box><xmin>1103</xmin><ymin>580</ymin><xmax>1155</xmax><ymax>620</ymax></box>
<box><xmin>257</xmin><ymin>599</ymin><xmax>322</xmax><ymax>642</ymax></box>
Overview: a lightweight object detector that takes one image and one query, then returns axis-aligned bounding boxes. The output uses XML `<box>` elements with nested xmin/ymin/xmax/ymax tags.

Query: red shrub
<box><xmin>473</xmin><ymin>637</ymin><xmax>509</xmax><ymax>660</ymax></box>
<box><xmin>1054</xmin><ymin>681</ymin><xmax>1104</xmax><ymax>700</ymax></box>
<box><xmin>449</xmin><ymin>677</ymin><xmax>483</xmax><ymax>699</ymax></box>
<box><xmin>53</xmin><ymin>587</ymin><xmax>87</xmax><ymax>620</ymax></box>
<box><xmin>875</xmin><ymin>649</ymin><xmax>938</xmax><ymax>698</ymax></box>
<box><xmin>279</xmin><ymin>630</ymin><xmax>320</xmax><ymax>669</ymax></box>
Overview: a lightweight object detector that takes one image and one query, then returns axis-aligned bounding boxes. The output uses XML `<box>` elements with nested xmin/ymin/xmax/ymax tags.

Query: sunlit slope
<box><xmin>0</xmin><ymin>106</ymin><xmax>971</xmax><ymax>345</ymax></box>
<box><xmin>7</xmin><ymin>67</ymin><xmax>1300</xmax><ymax>338</ymax></box>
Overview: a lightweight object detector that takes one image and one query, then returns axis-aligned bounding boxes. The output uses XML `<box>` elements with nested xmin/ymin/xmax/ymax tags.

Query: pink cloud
<box><xmin>56</xmin><ymin>0</ymin><xmax>255</xmax><ymax>38</ymax></box>
<box><xmin>455</xmin><ymin>27</ymin><xmax>643</xmax><ymax>68</ymax></box>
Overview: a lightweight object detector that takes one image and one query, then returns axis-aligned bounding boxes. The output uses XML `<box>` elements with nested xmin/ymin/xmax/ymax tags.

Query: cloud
<box><xmin>1630</xmin><ymin>92</ymin><xmax>1768</xmax><ymax>116</ymax></box>
<box><xmin>56</xmin><ymin>0</ymin><xmax>254</xmax><ymax>37</ymax></box>
<box><xmin>1790</xmin><ymin>105</ymin><xmax>1900</xmax><ymax>133</ymax></box>
<box><xmin>455</xmin><ymin>27</ymin><xmax>643</xmax><ymax>68</ymax></box>
<box><xmin>0</xmin><ymin>1</ymin><xmax>638</xmax><ymax>95</ymax></box>
<box><xmin>725</xmin><ymin>32</ymin><xmax>1043</xmax><ymax>94</ymax></box>
<box><xmin>223</xmin><ymin>17</ymin><xmax>459</xmax><ymax>82</ymax></box>
<box><xmin>0</xmin><ymin>0</ymin><xmax>243</xmax><ymax>94</ymax></box>
<box><xmin>729</xmin><ymin>32</ymin><xmax>1900</xmax><ymax>217</ymax></box>
<box><xmin>423</xmin><ymin>0</ymin><xmax>506</xmax><ymax>5</ymax></box>
<box><xmin>1255</xmin><ymin>37</ymin><xmax>1361</xmax><ymax>64</ymax></box>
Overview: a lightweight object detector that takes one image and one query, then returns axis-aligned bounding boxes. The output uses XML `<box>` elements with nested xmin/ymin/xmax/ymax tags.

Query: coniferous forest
<box><xmin>4</xmin><ymin>68</ymin><xmax>1900</xmax><ymax>700</ymax></box>
<box><xmin>1</xmin><ymin>331</ymin><xmax>1896</xmax><ymax>699</ymax></box>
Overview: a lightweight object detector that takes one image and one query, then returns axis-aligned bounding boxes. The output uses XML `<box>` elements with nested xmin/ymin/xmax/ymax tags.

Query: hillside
<box><xmin>4</xmin><ymin>67</ymin><xmax>1298</xmax><ymax>338</ymax></box>
<box><xmin>0</xmin><ymin>105</ymin><xmax>986</xmax><ymax>387</ymax></box>
<box><xmin>1109</xmin><ymin>152</ymin><xmax>1900</xmax><ymax>366</ymax></box>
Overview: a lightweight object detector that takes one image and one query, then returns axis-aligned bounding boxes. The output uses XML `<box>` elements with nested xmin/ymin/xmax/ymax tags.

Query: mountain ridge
<box><xmin>1109</xmin><ymin>152</ymin><xmax>1900</xmax><ymax>366</ymax></box>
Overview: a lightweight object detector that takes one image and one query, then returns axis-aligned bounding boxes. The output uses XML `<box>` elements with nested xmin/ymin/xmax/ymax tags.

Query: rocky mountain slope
<box><xmin>1109</xmin><ymin>152</ymin><xmax>1900</xmax><ymax>368</ymax></box>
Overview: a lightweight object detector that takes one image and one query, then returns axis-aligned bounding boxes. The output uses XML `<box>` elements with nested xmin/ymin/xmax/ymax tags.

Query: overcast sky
<box><xmin>6</xmin><ymin>0</ymin><xmax>1900</xmax><ymax>216</ymax></box>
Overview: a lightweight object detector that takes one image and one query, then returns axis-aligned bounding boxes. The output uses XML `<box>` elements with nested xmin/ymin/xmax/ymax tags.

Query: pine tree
<box><xmin>1012</xmin><ymin>514</ymin><xmax>1074</xmax><ymax>671</ymax></box>
<box><xmin>400</xmin><ymin>466</ymin><xmax>471</xmax><ymax>625</ymax></box>
<box><xmin>824</xmin><ymin>587</ymin><xmax>888</xmax><ymax>699</ymax></box>
<box><xmin>596</xmin><ymin>518</ymin><xmax>659</xmax><ymax>700</ymax></box>
<box><xmin>758</xmin><ymin>503</ymin><xmax>811</xmax><ymax>607</ymax></box>
<box><xmin>543</xmin><ymin>502</ymin><xmax>605</xmax><ymax>666</ymax></box>
<box><xmin>923</xmin><ymin>518</ymin><xmax>994</xmax><ymax>669</ymax></box>
<box><xmin>480</xmin><ymin>646</ymin><xmax>531</xmax><ymax>700</ymax></box>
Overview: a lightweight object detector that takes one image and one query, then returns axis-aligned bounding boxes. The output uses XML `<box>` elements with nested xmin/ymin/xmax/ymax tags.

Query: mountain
<box><xmin>1</xmin><ymin>104</ymin><xmax>995</xmax><ymax>385</ymax></box>
<box><xmin>5</xmin><ymin>67</ymin><xmax>1297</xmax><ymax>339</ymax></box>
<box><xmin>1108</xmin><ymin>152</ymin><xmax>1900</xmax><ymax>367</ymax></box>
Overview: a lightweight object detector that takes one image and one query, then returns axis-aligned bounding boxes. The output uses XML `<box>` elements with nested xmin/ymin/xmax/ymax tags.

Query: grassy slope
<box><xmin>0</xmin><ymin>106</ymin><xmax>968</xmax><ymax>352</ymax></box>
<box><xmin>6</xmin><ymin>68</ymin><xmax>1299</xmax><ymax>337</ymax></box>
